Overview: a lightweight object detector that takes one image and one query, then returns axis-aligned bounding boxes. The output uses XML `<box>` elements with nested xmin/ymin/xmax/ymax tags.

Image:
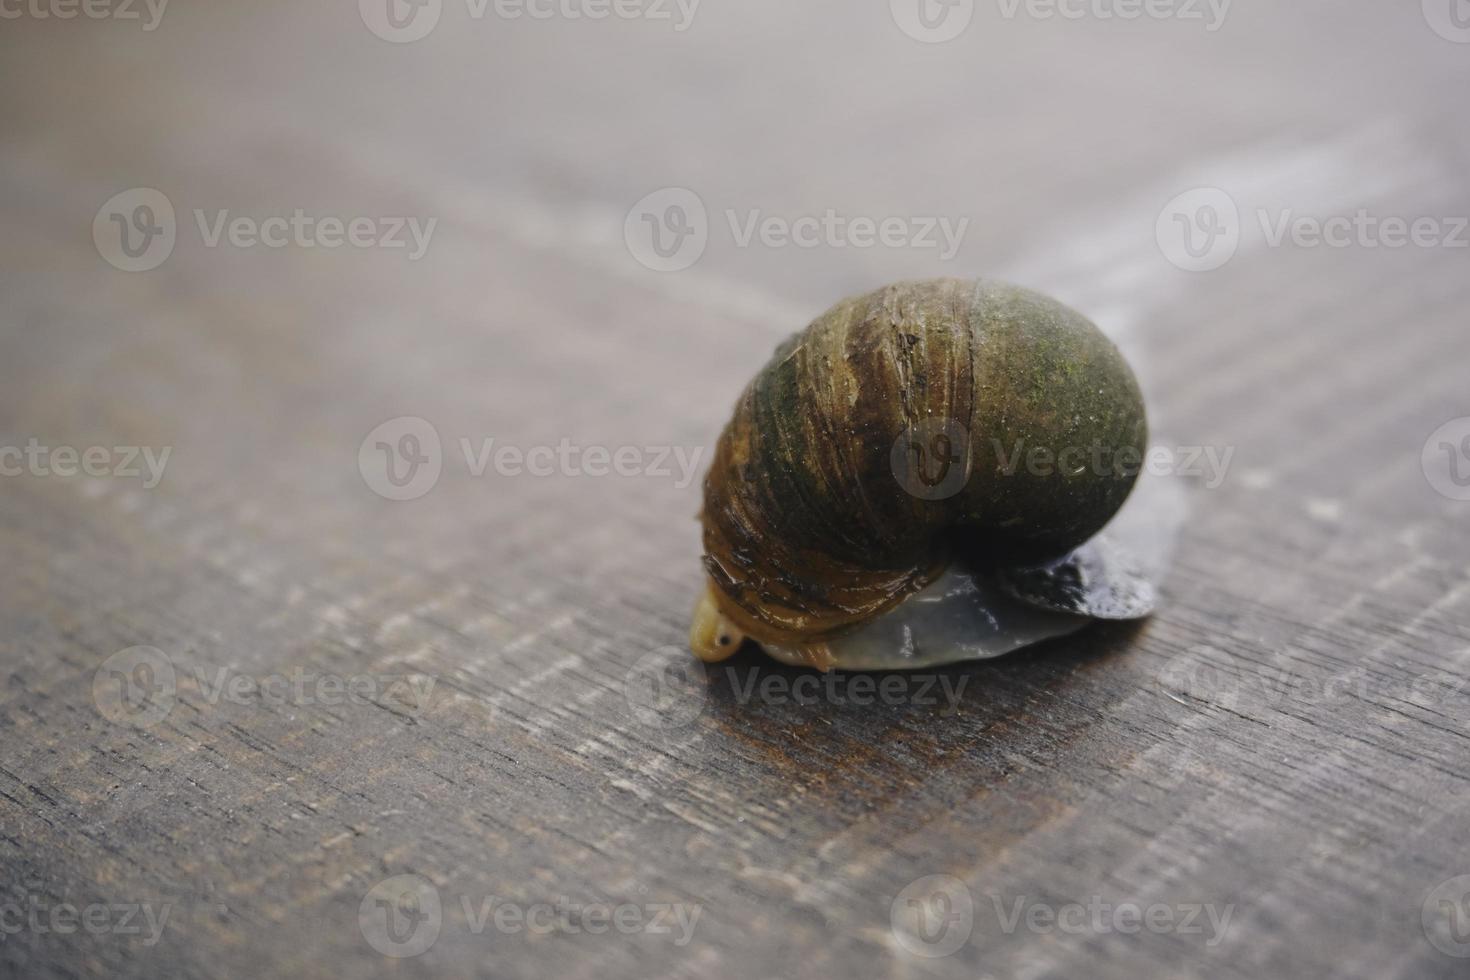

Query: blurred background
<box><xmin>2</xmin><ymin>2</ymin><xmax>1469</xmax><ymax>978</ymax></box>
<box><xmin>3</xmin><ymin>3</ymin><xmax>1467</xmax><ymax>545</ymax></box>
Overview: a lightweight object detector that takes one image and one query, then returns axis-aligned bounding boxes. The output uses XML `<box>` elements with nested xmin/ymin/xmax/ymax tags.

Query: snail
<box><xmin>690</xmin><ymin>278</ymin><xmax>1180</xmax><ymax>672</ymax></box>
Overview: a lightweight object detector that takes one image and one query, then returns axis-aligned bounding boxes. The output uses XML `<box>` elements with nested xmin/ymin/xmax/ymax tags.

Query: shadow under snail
<box><xmin>690</xmin><ymin>278</ymin><xmax>1182</xmax><ymax>672</ymax></box>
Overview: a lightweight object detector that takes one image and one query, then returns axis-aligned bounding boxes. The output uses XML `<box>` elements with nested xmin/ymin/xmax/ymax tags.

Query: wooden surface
<box><xmin>2</xmin><ymin>2</ymin><xmax>1469</xmax><ymax>977</ymax></box>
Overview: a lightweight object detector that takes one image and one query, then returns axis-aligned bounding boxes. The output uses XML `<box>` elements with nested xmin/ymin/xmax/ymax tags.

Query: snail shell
<box><xmin>692</xmin><ymin>278</ymin><xmax>1149</xmax><ymax>669</ymax></box>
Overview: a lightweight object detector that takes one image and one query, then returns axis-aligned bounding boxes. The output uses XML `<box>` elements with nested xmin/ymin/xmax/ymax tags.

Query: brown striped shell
<box><xmin>692</xmin><ymin>278</ymin><xmax>1148</xmax><ymax>663</ymax></box>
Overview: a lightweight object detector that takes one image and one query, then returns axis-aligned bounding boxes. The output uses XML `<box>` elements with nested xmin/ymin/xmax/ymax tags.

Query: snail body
<box><xmin>692</xmin><ymin>278</ymin><xmax>1155</xmax><ymax>671</ymax></box>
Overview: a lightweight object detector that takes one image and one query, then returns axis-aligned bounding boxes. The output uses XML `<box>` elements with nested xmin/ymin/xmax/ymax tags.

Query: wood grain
<box><xmin>1</xmin><ymin>2</ymin><xmax>1468</xmax><ymax>977</ymax></box>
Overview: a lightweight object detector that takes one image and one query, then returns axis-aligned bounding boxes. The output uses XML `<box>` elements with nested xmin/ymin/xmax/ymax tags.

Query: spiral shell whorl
<box><xmin>700</xmin><ymin>278</ymin><xmax>1147</xmax><ymax>648</ymax></box>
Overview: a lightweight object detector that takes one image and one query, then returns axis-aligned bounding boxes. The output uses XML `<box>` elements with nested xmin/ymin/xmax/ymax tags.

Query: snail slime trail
<box><xmin>691</xmin><ymin>278</ymin><xmax>1182</xmax><ymax>672</ymax></box>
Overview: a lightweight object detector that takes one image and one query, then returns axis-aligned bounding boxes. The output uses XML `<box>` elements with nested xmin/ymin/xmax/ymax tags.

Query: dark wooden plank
<box><xmin>1</xmin><ymin>2</ymin><xmax>1468</xmax><ymax>978</ymax></box>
